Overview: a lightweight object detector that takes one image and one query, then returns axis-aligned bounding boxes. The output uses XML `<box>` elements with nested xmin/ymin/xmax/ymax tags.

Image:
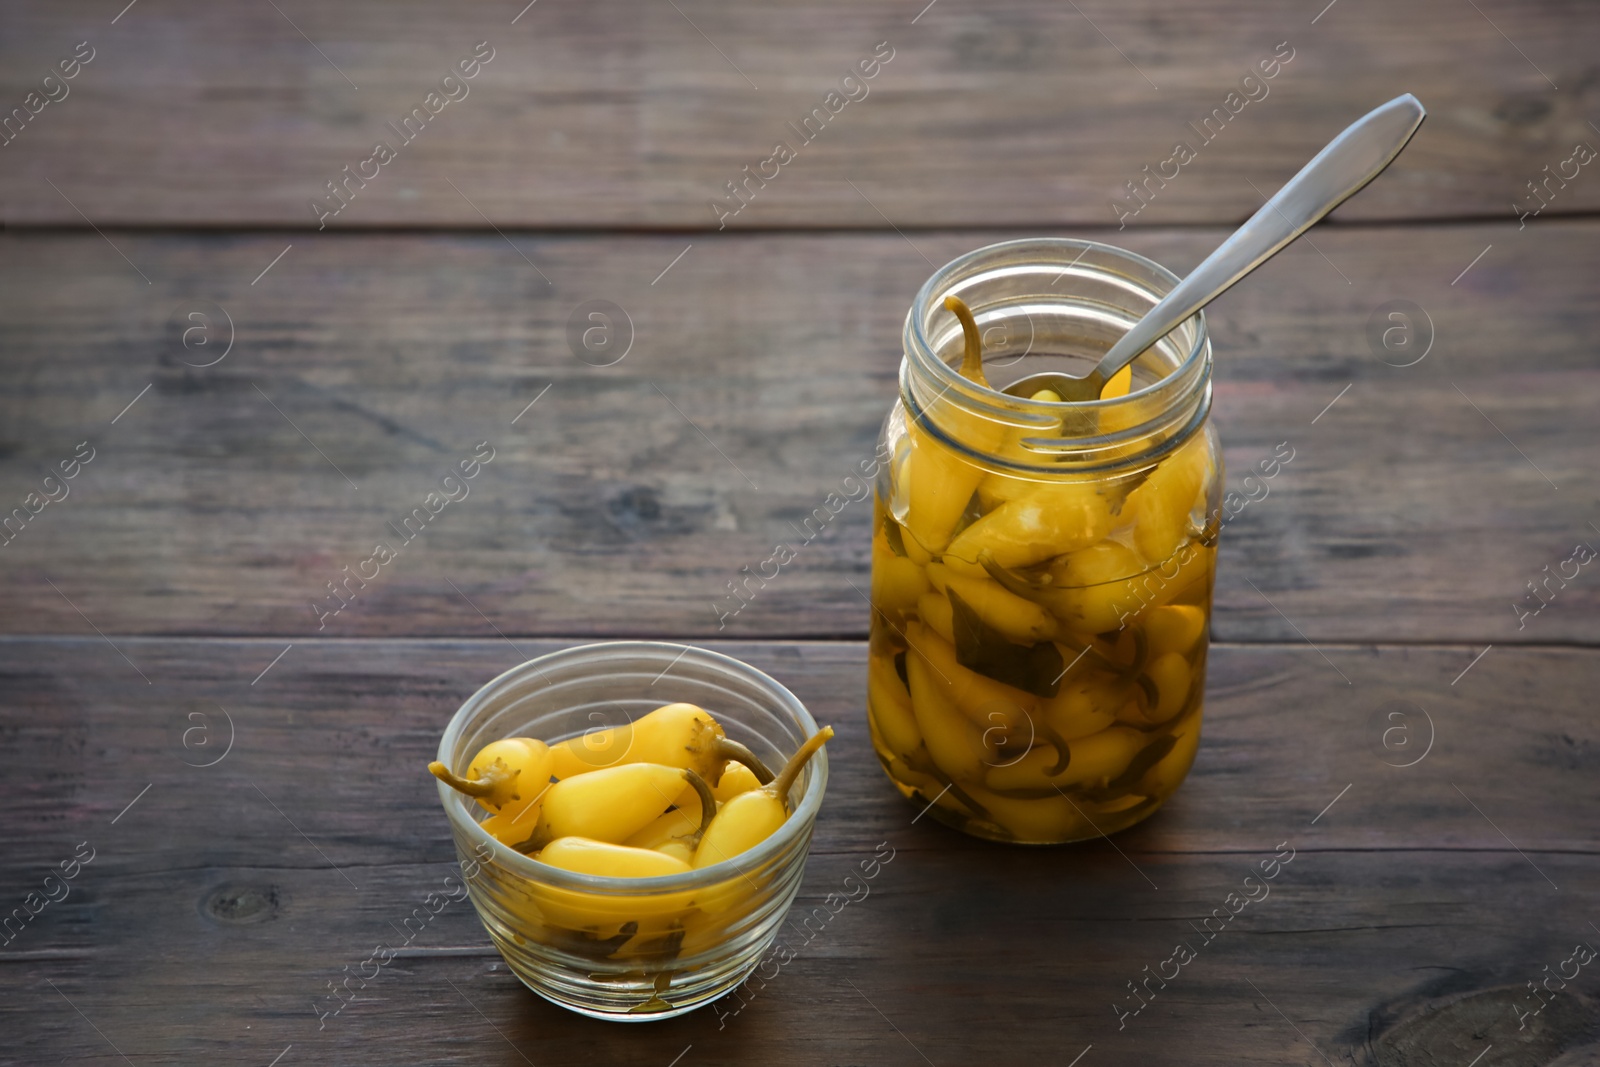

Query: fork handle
<box><xmin>1093</xmin><ymin>93</ymin><xmax>1426</xmax><ymax>382</ymax></box>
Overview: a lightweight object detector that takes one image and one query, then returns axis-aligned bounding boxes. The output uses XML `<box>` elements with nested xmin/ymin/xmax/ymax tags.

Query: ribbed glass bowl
<box><xmin>436</xmin><ymin>641</ymin><xmax>827</xmax><ymax>1020</ymax></box>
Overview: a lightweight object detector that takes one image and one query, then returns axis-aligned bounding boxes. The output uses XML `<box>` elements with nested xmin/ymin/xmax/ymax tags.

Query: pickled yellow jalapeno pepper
<box><xmin>431</xmin><ymin>706</ymin><xmax>832</xmax><ymax>1008</ymax></box>
<box><xmin>622</xmin><ymin>782</ymin><xmax>709</xmax><ymax>855</ymax></box>
<box><xmin>894</xmin><ymin>298</ymin><xmax>1008</xmax><ymax>554</ymax></box>
<box><xmin>711</xmin><ymin>761</ymin><xmax>763</xmax><ymax>802</ymax></box>
<box><xmin>431</xmin><ymin>716</ymin><xmax>830</xmax><ymax>871</ymax></box>
<box><xmin>693</xmin><ymin>726</ymin><xmax>832</xmax><ymax>869</ymax></box>
<box><xmin>869</xmin><ymin>259</ymin><xmax>1220</xmax><ymax>844</ymax></box>
<box><xmin>428</xmin><ymin>737</ymin><xmax>554</xmax><ymax>821</ymax></box>
<box><xmin>546</xmin><ymin>701</ymin><xmax>774</xmax><ymax>786</ymax></box>
<box><xmin>536</xmin><ymin>837</ymin><xmax>694</xmax><ymax>877</ymax></box>
<box><xmin>515</xmin><ymin>762</ymin><xmax>717</xmax><ymax>853</ymax></box>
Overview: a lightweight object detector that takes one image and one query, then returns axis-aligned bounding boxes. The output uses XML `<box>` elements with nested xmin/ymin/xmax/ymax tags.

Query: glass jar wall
<box><xmin>867</xmin><ymin>238</ymin><xmax>1222</xmax><ymax>844</ymax></box>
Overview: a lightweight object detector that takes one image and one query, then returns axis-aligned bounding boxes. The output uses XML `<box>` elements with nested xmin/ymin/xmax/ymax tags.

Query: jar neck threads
<box><xmin>901</xmin><ymin>238</ymin><xmax>1212</xmax><ymax>477</ymax></box>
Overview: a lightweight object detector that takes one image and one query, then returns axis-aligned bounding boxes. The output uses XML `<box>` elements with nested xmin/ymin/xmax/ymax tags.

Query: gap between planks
<box><xmin>4</xmin><ymin>212</ymin><xmax>1600</xmax><ymax>239</ymax></box>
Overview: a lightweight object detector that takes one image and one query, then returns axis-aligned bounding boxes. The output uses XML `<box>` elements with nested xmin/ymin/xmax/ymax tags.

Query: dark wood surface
<box><xmin>3</xmin><ymin>639</ymin><xmax>1597</xmax><ymax>1066</ymax></box>
<box><xmin>2</xmin><ymin>223</ymin><xmax>1598</xmax><ymax>643</ymax></box>
<box><xmin>3</xmin><ymin>1</ymin><xmax>1598</xmax><ymax>1064</ymax></box>
<box><xmin>3</xmin><ymin>1</ymin><xmax>1598</xmax><ymax>227</ymax></box>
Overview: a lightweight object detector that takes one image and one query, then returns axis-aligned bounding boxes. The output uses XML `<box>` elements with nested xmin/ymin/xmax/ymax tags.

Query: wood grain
<box><xmin>1</xmin><ymin>224</ymin><xmax>1596</xmax><ymax>643</ymax></box>
<box><xmin>2</xmin><ymin>4</ymin><xmax>1593</xmax><ymax>1064</ymax></box>
<box><xmin>1</xmin><ymin>0</ymin><xmax>1596</xmax><ymax>227</ymax></box>
<box><xmin>1</xmin><ymin>638</ymin><xmax>1596</xmax><ymax>1065</ymax></box>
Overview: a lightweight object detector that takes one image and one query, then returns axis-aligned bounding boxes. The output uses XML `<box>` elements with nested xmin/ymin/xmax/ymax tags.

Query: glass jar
<box><xmin>866</xmin><ymin>238</ymin><xmax>1221</xmax><ymax>844</ymax></box>
<box><xmin>436</xmin><ymin>642</ymin><xmax>827</xmax><ymax>1020</ymax></box>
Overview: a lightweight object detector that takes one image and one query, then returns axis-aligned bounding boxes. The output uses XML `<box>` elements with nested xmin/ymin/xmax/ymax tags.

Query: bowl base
<box><xmin>498</xmin><ymin>938</ymin><xmax>763</xmax><ymax>1021</ymax></box>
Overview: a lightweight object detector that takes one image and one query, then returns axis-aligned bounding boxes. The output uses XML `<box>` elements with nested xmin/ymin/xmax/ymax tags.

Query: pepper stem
<box><xmin>771</xmin><ymin>725</ymin><xmax>834</xmax><ymax>809</ymax></box>
<box><xmin>713</xmin><ymin>738</ymin><xmax>776</xmax><ymax>784</ymax></box>
<box><xmin>944</xmin><ymin>296</ymin><xmax>989</xmax><ymax>388</ymax></box>
<box><xmin>520</xmin><ymin>823</ymin><xmax>554</xmax><ymax>855</ymax></box>
<box><xmin>428</xmin><ymin>760</ymin><xmax>498</xmax><ymax>799</ymax></box>
<box><xmin>681</xmin><ymin>768</ymin><xmax>718</xmax><ymax>846</ymax></box>
<box><xmin>1038</xmin><ymin>723</ymin><xmax>1073</xmax><ymax>777</ymax></box>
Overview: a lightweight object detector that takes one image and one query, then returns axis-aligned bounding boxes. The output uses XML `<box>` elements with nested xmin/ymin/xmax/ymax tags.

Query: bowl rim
<box><xmin>435</xmin><ymin>640</ymin><xmax>828</xmax><ymax>894</ymax></box>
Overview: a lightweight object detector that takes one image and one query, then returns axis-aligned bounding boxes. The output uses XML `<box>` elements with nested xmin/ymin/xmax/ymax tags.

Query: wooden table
<box><xmin>4</xmin><ymin>2</ymin><xmax>1597</xmax><ymax>1064</ymax></box>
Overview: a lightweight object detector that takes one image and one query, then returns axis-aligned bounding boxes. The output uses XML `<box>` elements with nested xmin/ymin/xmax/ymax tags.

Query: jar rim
<box><xmin>907</xmin><ymin>236</ymin><xmax>1208</xmax><ymax>407</ymax></box>
<box><xmin>901</xmin><ymin>237</ymin><xmax>1212</xmax><ymax>473</ymax></box>
<box><xmin>436</xmin><ymin>640</ymin><xmax>827</xmax><ymax>895</ymax></box>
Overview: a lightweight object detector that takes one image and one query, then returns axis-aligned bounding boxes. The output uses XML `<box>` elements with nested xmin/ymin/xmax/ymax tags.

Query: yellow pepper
<box><xmin>654</xmin><ymin>841</ymin><xmax>695</xmax><ymax>865</ymax></box>
<box><xmin>480</xmin><ymin>802</ymin><xmax>543</xmax><ymax>846</ymax></box>
<box><xmin>936</xmin><ymin>552</ymin><xmax>993</xmax><ymax>581</ymax></box>
<box><xmin>980</xmin><ymin>541</ymin><xmax>1147</xmax><ymax>636</ymax></box>
<box><xmin>896</xmin><ymin>415</ymin><xmax>982</xmax><ymax>555</ymax></box>
<box><xmin>893</xmin><ymin>297</ymin><xmax>1012</xmax><ymax>554</ymax></box>
<box><xmin>523</xmin><ymin>876</ymin><xmax>694</xmax><ymax>943</ymax></box>
<box><xmin>984</xmin><ymin>725</ymin><xmax>1146</xmax><ymax>792</ymax></box>
<box><xmin>910</xmin><ymin>623</ymin><xmax>1039</xmax><ymax>735</ymax></box>
<box><xmin>867</xmin><ymin>650</ymin><xmax>923</xmax><ymax>759</ymax></box>
<box><xmin>1155</xmin><ymin>541</ymin><xmax>1217</xmax><ymax>610</ymax></box>
<box><xmin>1042</xmin><ymin>673</ymin><xmax>1123</xmax><ymax>741</ymax></box>
<box><xmin>947</xmin><ymin>480</ymin><xmax>1114</xmax><ymax>571</ymax></box>
<box><xmin>712</xmin><ymin>761</ymin><xmax>763</xmax><ymax>803</ymax></box>
<box><xmin>887</xmin><ymin>752</ymin><xmax>942</xmax><ymax>794</ymax></box>
<box><xmin>1145</xmin><ymin>604</ymin><xmax>1206</xmax><ymax>656</ymax></box>
<box><xmin>623</xmin><ymin>782</ymin><xmax>708</xmax><ymax>852</ymax></box>
<box><xmin>1134</xmin><ymin>727</ymin><xmax>1200</xmax><ymax>797</ymax></box>
<box><xmin>1087</xmin><ymin>363</ymin><xmax>1141</xmax><ymax>450</ymax></box>
<box><xmin>1123</xmin><ymin>432</ymin><xmax>1211</xmax><ymax>564</ymax></box>
<box><xmin>520</xmin><ymin>762</ymin><xmax>716</xmax><ymax>852</ymax></box>
<box><xmin>1107</xmin><ymin>542</ymin><xmax>1216</xmax><ymax>630</ymax></box>
<box><xmin>975</xmin><ymin>364</ymin><xmax>1132</xmax><ymax>508</ymax></box>
<box><xmin>872</xmin><ymin>533</ymin><xmax>930</xmax><ymax>619</ymax></box>
<box><xmin>536</xmin><ymin>837</ymin><xmax>693</xmax><ymax>878</ymax></box>
<box><xmin>976</xmin><ymin>471</ymin><xmax>1034</xmax><ymax>511</ymax></box>
<box><xmin>927</xmin><ymin>563</ymin><xmax>1057</xmax><ymax>644</ymax></box>
<box><xmin>1102</xmin><ymin>363</ymin><xmax>1133</xmax><ymax>400</ymax></box>
<box><xmin>429</xmin><ymin>737</ymin><xmax>554</xmax><ymax>822</ymax></box>
<box><xmin>1118</xmin><ymin>652</ymin><xmax>1194</xmax><ymax>728</ymax></box>
<box><xmin>1144</xmin><ymin>652</ymin><xmax>1193</xmax><ymax>724</ymax></box>
<box><xmin>1058</xmin><ymin>541</ymin><xmax>1151</xmax><ymax>634</ymax></box>
<box><xmin>693</xmin><ymin>726</ymin><xmax>833</xmax><ymax>869</ymax></box>
<box><xmin>960</xmin><ymin>783</ymin><xmax>1089</xmax><ymax>842</ymax></box>
<box><xmin>917</xmin><ymin>590</ymin><xmax>957</xmax><ymax>645</ymax></box>
<box><xmin>623</xmin><ymin>808</ymin><xmax>699</xmax><ymax>852</ymax></box>
<box><xmin>546</xmin><ymin>702</ymin><xmax>773</xmax><ymax>786</ymax></box>
<box><xmin>904</xmin><ymin>626</ymin><xmax>993</xmax><ymax>781</ymax></box>
<box><xmin>894</xmin><ymin>516</ymin><xmax>934</xmax><ymax>565</ymax></box>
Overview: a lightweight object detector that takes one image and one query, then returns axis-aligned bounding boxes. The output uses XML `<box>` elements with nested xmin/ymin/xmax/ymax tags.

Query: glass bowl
<box><xmin>435</xmin><ymin>641</ymin><xmax>828</xmax><ymax>1020</ymax></box>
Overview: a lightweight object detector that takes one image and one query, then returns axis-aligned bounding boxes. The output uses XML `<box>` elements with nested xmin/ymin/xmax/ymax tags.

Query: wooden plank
<box><xmin>1</xmin><ymin>0</ymin><xmax>1595</xmax><ymax>227</ymax></box>
<box><xmin>2</xmin><ymin>223</ymin><xmax>1595</xmax><ymax>643</ymax></box>
<box><xmin>2</xmin><ymin>638</ymin><xmax>1597</xmax><ymax>1064</ymax></box>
